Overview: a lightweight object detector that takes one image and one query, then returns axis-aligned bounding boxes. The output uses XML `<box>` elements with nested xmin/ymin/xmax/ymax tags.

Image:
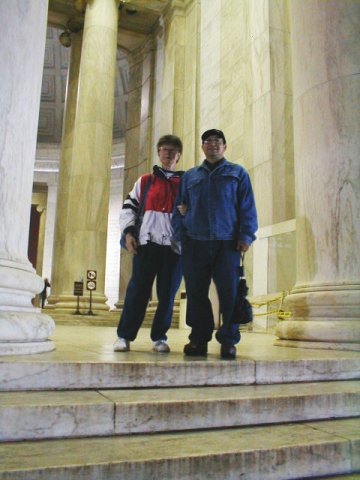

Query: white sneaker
<box><xmin>152</xmin><ymin>340</ymin><xmax>170</xmax><ymax>353</ymax></box>
<box><xmin>113</xmin><ymin>337</ymin><xmax>130</xmax><ymax>352</ymax></box>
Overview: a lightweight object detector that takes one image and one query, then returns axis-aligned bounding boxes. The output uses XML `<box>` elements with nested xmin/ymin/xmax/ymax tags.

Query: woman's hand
<box><xmin>125</xmin><ymin>233</ymin><xmax>138</xmax><ymax>254</ymax></box>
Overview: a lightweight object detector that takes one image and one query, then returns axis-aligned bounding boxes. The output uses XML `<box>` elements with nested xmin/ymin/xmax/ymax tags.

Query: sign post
<box><xmin>86</xmin><ymin>270</ymin><xmax>97</xmax><ymax>315</ymax></box>
<box><xmin>73</xmin><ymin>281</ymin><xmax>84</xmax><ymax>315</ymax></box>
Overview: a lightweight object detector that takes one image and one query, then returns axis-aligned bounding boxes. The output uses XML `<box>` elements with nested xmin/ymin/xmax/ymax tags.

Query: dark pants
<box><xmin>182</xmin><ymin>238</ymin><xmax>241</xmax><ymax>346</ymax></box>
<box><xmin>41</xmin><ymin>295</ymin><xmax>46</xmax><ymax>309</ymax></box>
<box><xmin>117</xmin><ymin>243</ymin><xmax>182</xmax><ymax>342</ymax></box>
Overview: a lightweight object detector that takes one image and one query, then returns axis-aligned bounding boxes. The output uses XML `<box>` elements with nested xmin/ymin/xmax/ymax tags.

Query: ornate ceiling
<box><xmin>38</xmin><ymin>0</ymin><xmax>171</xmax><ymax>144</ymax></box>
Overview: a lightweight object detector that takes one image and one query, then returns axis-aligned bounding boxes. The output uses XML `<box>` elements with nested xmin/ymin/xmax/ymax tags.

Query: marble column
<box><xmin>115</xmin><ymin>43</ymin><xmax>154</xmax><ymax>308</ymax></box>
<box><xmin>0</xmin><ymin>0</ymin><xmax>55</xmax><ymax>354</ymax></box>
<box><xmin>275</xmin><ymin>1</ymin><xmax>360</xmax><ymax>350</ymax></box>
<box><xmin>50</xmin><ymin>0</ymin><xmax>119</xmax><ymax>313</ymax></box>
<box><xmin>156</xmin><ymin>5</ymin><xmax>185</xmax><ymax>148</ymax></box>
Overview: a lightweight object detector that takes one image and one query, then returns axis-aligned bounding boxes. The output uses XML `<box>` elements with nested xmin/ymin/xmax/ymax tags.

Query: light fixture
<box><xmin>59</xmin><ymin>30</ymin><xmax>71</xmax><ymax>48</ymax></box>
<box><xmin>59</xmin><ymin>17</ymin><xmax>83</xmax><ymax>48</ymax></box>
<box><xmin>119</xmin><ymin>1</ymin><xmax>137</xmax><ymax>15</ymax></box>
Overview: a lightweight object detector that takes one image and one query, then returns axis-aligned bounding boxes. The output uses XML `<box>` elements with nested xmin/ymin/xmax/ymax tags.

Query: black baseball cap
<box><xmin>201</xmin><ymin>129</ymin><xmax>226</xmax><ymax>144</ymax></box>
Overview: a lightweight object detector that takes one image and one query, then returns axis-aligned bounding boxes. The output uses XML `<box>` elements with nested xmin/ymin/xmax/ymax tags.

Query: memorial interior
<box><xmin>0</xmin><ymin>0</ymin><xmax>359</xmax><ymax>478</ymax></box>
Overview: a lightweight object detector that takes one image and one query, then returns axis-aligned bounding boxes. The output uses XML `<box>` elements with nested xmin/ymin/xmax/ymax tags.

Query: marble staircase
<box><xmin>0</xmin><ymin>326</ymin><xmax>360</xmax><ymax>479</ymax></box>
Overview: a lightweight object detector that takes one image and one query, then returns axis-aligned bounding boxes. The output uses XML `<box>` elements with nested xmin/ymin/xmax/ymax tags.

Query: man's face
<box><xmin>158</xmin><ymin>143</ymin><xmax>181</xmax><ymax>171</ymax></box>
<box><xmin>201</xmin><ymin>136</ymin><xmax>227</xmax><ymax>163</ymax></box>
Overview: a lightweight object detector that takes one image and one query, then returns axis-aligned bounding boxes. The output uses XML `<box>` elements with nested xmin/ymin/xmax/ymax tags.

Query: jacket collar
<box><xmin>153</xmin><ymin>165</ymin><xmax>184</xmax><ymax>178</ymax></box>
<box><xmin>200</xmin><ymin>158</ymin><xmax>227</xmax><ymax>171</ymax></box>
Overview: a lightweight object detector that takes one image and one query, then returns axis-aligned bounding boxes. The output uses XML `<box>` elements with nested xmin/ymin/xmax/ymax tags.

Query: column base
<box><xmin>274</xmin><ymin>338</ymin><xmax>360</xmax><ymax>352</ymax></box>
<box><xmin>112</xmin><ymin>300</ymin><xmax>124</xmax><ymax>312</ymax></box>
<box><xmin>0</xmin><ymin>340</ymin><xmax>55</xmax><ymax>356</ymax></box>
<box><xmin>49</xmin><ymin>293</ymin><xmax>110</xmax><ymax>315</ymax></box>
<box><xmin>0</xmin><ymin>311</ymin><xmax>56</xmax><ymax>355</ymax></box>
<box><xmin>276</xmin><ymin>319</ymin><xmax>360</xmax><ymax>343</ymax></box>
<box><xmin>275</xmin><ymin>286</ymin><xmax>360</xmax><ymax>349</ymax></box>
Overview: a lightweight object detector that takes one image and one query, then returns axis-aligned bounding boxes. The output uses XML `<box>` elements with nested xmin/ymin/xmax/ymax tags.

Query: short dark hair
<box><xmin>157</xmin><ymin>134</ymin><xmax>183</xmax><ymax>154</ymax></box>
<box><xmin>201</xmin><ymin>129</ymin><xmax>226</xmax><ymax>144</ymax></box>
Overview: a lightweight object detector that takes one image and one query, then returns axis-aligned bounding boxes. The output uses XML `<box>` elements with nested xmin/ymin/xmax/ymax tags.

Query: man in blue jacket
<box><xmin>172</xmin><ymin>129</ymin><xmax>258</xmax><ymax>359</ymax></box>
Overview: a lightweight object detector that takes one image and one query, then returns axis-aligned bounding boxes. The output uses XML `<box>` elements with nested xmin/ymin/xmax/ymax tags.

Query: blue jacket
<box><xmin>172</xmin><ymin>159</ymin><xmax>258</xmax><ymax>245</ymax></box>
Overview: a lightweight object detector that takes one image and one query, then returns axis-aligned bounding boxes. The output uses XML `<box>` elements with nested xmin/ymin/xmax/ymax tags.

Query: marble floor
<box><xmin>4</xmin><ymin>323</ymin><xmax>360</xmax><ymax>364</ymax></box>
<box><xmin>28</xmin><ymin>325</ymin><xmax>360</xmax><ymax>363</ymax></box>
<box><xmin>1</xmin><ymin>324</ymin><xmax>360</xmax><ymax>381</ymax></box>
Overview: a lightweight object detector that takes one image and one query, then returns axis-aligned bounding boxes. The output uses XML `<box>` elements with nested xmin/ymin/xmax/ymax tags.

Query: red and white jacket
<box><xmin>119</xmin><ymin>165</ymin><xmax>183</xmax><ymax>247</ymax></box>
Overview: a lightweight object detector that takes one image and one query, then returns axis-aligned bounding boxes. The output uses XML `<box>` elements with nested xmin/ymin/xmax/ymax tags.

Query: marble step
<box><xmin>2</xmin><ymin>352</ymin><xmax>360</xmax><ymax>391</ymax></box>
<box><xmin>1</xmin><ymin>381</ymin><xmax>360</xmax><ymax>441</ymax></box>
<box><xmin>0</xmin><ymin>418</ymin><xmax>359</xmax><ymax>479</ymax></box>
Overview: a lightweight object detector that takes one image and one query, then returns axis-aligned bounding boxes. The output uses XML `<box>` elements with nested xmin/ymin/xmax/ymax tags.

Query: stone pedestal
<box><xmin>0</xmin><ymin>1</ymin><xmax>55</xmax><ymax>355</ymax></box>
<box><xmin>50</xmin><ymin>0</ymin><xmax>119</xmax><ymax>314</ymax></box>
<box><xmin>275</xmin><ymin>1</ymin><xmax>360</xmax><ymax>350</ymax></box>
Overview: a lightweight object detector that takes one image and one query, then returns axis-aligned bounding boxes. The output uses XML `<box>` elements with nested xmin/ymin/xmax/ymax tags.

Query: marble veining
<box><xmin>0</xmin><ymin>391</ymin><xmax>114</xmax><ymax>441</ymax></box>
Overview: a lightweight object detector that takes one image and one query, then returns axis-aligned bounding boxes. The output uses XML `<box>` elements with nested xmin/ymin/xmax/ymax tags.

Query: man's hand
<box><xmin>125</xmin><ymin>233</ymin><xmax>138</xmax><ymax>254</ymax></box>
<box><xmin>177</xmin><ymin>203</ymin><xmax>187</xmax><ymax>216</ymax></box>
<box><xmin>236</xmin><ymin>241</ymin><xmax>250</xmax><ymax>252</ymax></box>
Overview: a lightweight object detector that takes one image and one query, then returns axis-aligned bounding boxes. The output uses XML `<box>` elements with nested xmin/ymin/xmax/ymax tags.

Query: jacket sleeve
<box><xmin>171</xmin><ymin>176</ymin><xmax>187</xmax><ymax>242</ymax></box>
<box><xmin>119</xmin><ymin>177</ymin><xmax>142</xmax><ymax>236</ymax></box>
<box><xmin>237</xmin><ymin>170</ymin><xmax>258</xmax><ymax>245</ymax></box>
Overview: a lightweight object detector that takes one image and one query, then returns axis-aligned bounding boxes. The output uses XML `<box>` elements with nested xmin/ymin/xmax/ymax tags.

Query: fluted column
<box><xmin>50</xmin><ymin>0</ymin><xmax>119</xmax><ymax>313</ymax></box>
<box><xmin>156</xmin><ymin>5</ymin><xmax>185</xmax><ymax>149</ymax></box>
<box><xmin>115</xmin><ymin>43</ymin><xmax>155</xmax><ymax>309</ymax></box>
<box><xmin>47</xmin><ymin>30</ymin><xmax>82</xmax><ymax>311</ymax></box>
<box><xmin>0</xmin><ymin>0</ymin><xmax>55</xmax><ymax>354</ymax></box>
<box><xmin>276</xmin><ymin>1</ymin><xmax>360</xmax><ymax>350</ymax></box>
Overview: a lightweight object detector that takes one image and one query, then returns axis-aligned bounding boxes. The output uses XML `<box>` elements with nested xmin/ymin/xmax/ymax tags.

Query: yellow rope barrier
<box><xmin>252</xmin><ymin>310</ymin><xmax>292</xmax><ymax>319</ymax></box>
<box><xmin>250</xmin><ymin>291</ymin><xmax>292</xmax><ymax>320</ymax></box>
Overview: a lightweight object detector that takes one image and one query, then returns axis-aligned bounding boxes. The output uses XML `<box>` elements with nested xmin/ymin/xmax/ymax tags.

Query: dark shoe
<box><xmin>220</xmin><ymin>344</ymin><xmax>237</xmax><ymax>360</ymax></box>
<box><xmin>183</xmin><ymin>342</ymin><xmax>208</xmax><ymax>356</ymax></box>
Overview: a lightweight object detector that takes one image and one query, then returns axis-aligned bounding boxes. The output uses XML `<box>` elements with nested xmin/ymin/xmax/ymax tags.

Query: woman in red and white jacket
<box><xmin>114</xmin><ymin>135</ymin><xmax>183</xmax><ymax>354</ymax></box>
